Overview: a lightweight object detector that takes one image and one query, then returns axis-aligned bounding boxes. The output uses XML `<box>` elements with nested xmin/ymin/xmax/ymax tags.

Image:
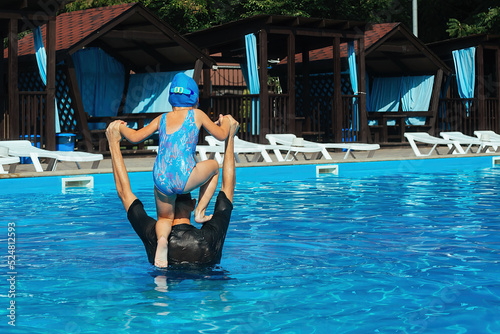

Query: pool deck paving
<box><xmin>1</xmin><ymin>144</ymin><xmax>499</xmax><ymax>179</ymax></box>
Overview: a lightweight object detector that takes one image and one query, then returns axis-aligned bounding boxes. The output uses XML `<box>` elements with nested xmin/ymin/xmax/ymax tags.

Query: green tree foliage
<box><xmin>59</xmin><ymin>0</ymin><xmax>416</xmax><ymax>38</ymax></box>
<box><xmin>447</xmin><ymin>7</ymin><xmax>500</xmax><ymax>38</ymax></box>
<box><xmin>63</xmin><ymin>0</ymin><xmax>133</xmax><ymax>11</ymax></box>
<box><xmin>62</xmin><ymin>0</ymin><xmax>233</xmax><ymax>34</ymax></box>
<box><xmin>60</xmin><ymin>0</ymin><xmax>500</xmax><ymax>42</ymax></box>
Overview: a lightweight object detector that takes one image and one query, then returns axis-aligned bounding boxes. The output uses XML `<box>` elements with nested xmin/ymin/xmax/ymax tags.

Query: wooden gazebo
<box><xmin>275</xmin><ymin>22</ymin><xmax>451</xmax><ymax>144</ymax></box>
<box><xmin>1</xmin><ymin>0</ymin><xmax>67</xmax><ymax>150</ymax></box>
<box><xmin>185</xmin><ymin>15</ymin><xmax>368</xmax><ymax>143</ymax></box>
<box><xmin>3</xmin><ymin>3</ymin><xmax>215</xmax><ymax>152</ymax></box>
<box><xmin>428</xmin><ymin>34</ymin><xmax>500</xmax><ymax>135</ymax></box>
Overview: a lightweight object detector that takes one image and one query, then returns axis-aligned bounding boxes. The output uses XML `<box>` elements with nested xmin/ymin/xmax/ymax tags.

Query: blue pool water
<box><xmin>1</xmin><ymin>157</ymin><xmax>500</xmax><ymax>333</ymax></box>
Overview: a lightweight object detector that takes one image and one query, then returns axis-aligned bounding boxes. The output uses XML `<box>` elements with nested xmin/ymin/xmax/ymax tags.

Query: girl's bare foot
<box><xmin>154</xmin><ymin>236</ymin><xmax>169</xmax><ymax>268</ymax></box>
<box><xmin>195</xmin><ymin>208</ymin><xmax>213</xmax><ymax>223</ymax></box>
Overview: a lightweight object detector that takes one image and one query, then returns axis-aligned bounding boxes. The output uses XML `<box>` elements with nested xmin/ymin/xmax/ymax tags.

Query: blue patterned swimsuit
<box><xmin>153</xmin><ymin>110</ymin><xmax>199</xmax><ymax>195</ymax></box>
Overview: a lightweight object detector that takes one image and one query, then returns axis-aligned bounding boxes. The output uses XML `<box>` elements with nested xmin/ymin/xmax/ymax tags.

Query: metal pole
<box><xmin>412</xmin><ymin>0</ymin><xmax>418</xmax><ymax>37</ymax></box>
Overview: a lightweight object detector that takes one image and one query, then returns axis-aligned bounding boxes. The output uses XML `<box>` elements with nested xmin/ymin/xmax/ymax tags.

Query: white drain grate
<box><xmin>316</xmin><ymin>165</ymin><xmax>339</xmax><ymax>177</ymax></box>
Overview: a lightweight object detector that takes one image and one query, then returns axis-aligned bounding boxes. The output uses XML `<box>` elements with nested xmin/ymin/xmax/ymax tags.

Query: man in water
<box><xmin>106</xmin><ymin>115</ymin><xmax>239</xmax><ymax>267</ymax></box>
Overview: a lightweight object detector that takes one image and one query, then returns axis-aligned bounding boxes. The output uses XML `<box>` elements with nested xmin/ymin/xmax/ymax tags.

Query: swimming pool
<box><xmin>1</xmin><ymin>156</ymin><xmax>500</xmax><ymax>333</ymax></box>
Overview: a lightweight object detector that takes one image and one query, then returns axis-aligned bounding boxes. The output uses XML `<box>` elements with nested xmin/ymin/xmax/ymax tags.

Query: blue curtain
<box><xmin>33</xmin><ymin>26</ymin><xmax>60</xmax><ymax>133</ymax></box>
<box><xmin>400</xmin><ymin>75</ymin><xmax>434</xmax><ymax>125</ymax></box>
<box><xmin>244</xmin><ymin>33</ymin><xmax>260</xmax><ymax>135</ymax></box>
<box><xmin>369</xmin><ymin>76</ymin><xmax>434</xmax><ymax>126</ymax></box>
<box><xmin>348</xmin><ymin>42</ymin><xmax>358</xmax><ymax>132</ymax></box>
<box><xmin>124</xmin><ymin>69</ymin><xmax>194</xmax><ymax>114</ymax></box>
<box><xmin>370</xmin><ymin>77</ymin><xmax>401</xmax><ymax>112</ymax></box>
<box><xmin>72</xmin><ymin>48</ymin><xmax>125</xmax><ymax>128</ymax></box>
<box><xmin>452</xmin><ymin>47</ymin><xmax>476</xmax><ymax>115</ymax></box>
<box><xmin>369</xmin><ymin>77</ymin><xmax>401</xmax><ymax>125</ymax></box>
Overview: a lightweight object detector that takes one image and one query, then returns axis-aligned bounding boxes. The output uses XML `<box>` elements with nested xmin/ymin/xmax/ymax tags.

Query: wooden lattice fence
<box><xmin>16</xmin><ymin>65</ymin><xmax>81</xmax><ymax>147</ymax></box>
<box><xmin>55</xmin><ymin>68</ymin><xmax>79</xmax><ymax>134</ymax></box>
<box><xmin>295</xmin><ymin>73</ymin><xmax>355</xmax><ymax>141</ymax></box>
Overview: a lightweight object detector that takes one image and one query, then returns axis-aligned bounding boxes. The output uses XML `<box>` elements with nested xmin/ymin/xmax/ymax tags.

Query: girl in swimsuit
<box><xmin>118</xmin><ymin>73</ymin><xmax>230</xmax><ymax>268</ymax></box>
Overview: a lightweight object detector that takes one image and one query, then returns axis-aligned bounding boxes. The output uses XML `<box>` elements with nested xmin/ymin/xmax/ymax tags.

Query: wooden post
<box><xmin>497</xmin><ymin>47</ymin><xmax>500</xmax><ymax>131</ymax></box>
<box><xmin>45</xmin><ymin>17</ymin><xmax>56</xmax><ymax>150</ymax></box>
<box><xmin>0</xmin><ymin>30</ymin><xmax>5</xmax><ymax>123</ymax></box>
<box><xmin>358</xmin><ymin>36</ymin><xmax>368</xmax><ymax>142</ymax></box>
<box><xmin>287</xmin><ymin>31</ymin><xmax>296</xmax><ymax>134</ymax></box>
<box><xmin>195</xmin><ymin>52</ymin><xmax>210</xmax><ymax>117</ymax></box>
<box><xmin>202</xmin><ymin>65</ymin><xmax>211</xmax><ymax>117</ymax></box>
<box><xmin>301</xmin><ymin>45</ymin><xmax>310</xmax><ymax>137</ymax></box>
<box><xmin>333</xmin><ymin>36</ymin><xmax>342</xmax><ymax>142</ymax></box>
<box><xmin>477</xmin><ymin>44</ymin><xmax>485</xmax><ymax>130</ymax></box>
<box><xmin>65</xmin><ymin>56</ymin><xmax>93</xmax><ymax>151</ymax></box>
<box><xmin>259</xmin><ymin>29</ymin><xmax>269</xmax><ymax>142</ymax></box>
<box><xmin>428</xmin><ymin>68</ymin><xmax>444</xmax><ymax>134</ymax></box>
<box><xmin>8</xmin><ymin>18</ymin><xmax>19</xmax><ymax>140</ymax></box>
<box><xmin>117</xmin><ymin>67</ymin><xmax>130</xmax><ymax>115</ymax></box>
<box><xmin>193</xmin><ymin>58</ymin><xmax>203</xmax><ymax>84</ymax></box>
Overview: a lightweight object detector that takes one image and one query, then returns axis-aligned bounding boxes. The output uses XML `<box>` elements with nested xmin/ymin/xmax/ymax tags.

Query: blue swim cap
<box><xmin>168</xmin><ymin>73</ymin><xmax>199</xmax><ymax>107</ymax></box>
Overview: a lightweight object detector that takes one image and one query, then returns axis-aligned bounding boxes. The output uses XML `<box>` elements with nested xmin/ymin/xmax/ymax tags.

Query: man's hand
<box><xmin>226</xmin><ymin>115</ymin><xmax>239</xmax><ymax>137</ymax></box>
<box><xmin>106</xmin><ymin>120</ymin><xmax>125</xmax><ymax>145</ymax></box>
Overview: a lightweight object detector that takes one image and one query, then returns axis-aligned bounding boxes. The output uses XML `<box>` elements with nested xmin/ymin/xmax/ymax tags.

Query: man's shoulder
<box><xmin>215</xmin><ymin>191</ymin><xmax>233</xmax><ymax>212</ymax></box>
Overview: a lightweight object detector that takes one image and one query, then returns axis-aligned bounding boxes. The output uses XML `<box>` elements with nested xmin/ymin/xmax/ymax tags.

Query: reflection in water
<box><xmin>151</xmin><ymin>265</ymin><xmax>232</xmax><ymax>292</ymax></box>
<box><xmin>148</xmin><ymin>266</ymin><xmax>234</xmax><ymax>317</ymax></box>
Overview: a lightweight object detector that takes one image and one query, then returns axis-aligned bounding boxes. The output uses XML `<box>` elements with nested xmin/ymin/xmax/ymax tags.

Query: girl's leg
<box><xmin>154</xmin><ymin>187</ymin><xmax>176</xmax><ymax>268</ymax></box>
<box><xmin>183</xmin><ymin>159</ymin><xmax>220</xmax><ymax>223</ymax></box>
<box><xmin>194</xmin><ymin>172</ymin><xmax>219</xmax><ymax>223</ymax></box>
<box><xmin>155</xmin><ymin>218</ymin><xmax>172</xmax><ymax>268</ymax></box>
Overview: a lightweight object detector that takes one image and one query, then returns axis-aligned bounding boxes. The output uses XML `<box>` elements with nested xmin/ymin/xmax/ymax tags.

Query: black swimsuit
<box><xmin>127</xmin><ymin>191</ymin><xmax>233</xmax><ymax>266</ymax></box>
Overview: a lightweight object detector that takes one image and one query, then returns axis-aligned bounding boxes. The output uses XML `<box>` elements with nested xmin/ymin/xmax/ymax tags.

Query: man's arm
<box><xmin>106</xmin><ymin>120</ymin><xmax>137</xmax><ymax>211</ymax></box>
<box><xmin>220</xmin><ymin>116</ymin><xmax>239</xmax><ymax>203</ymax></box>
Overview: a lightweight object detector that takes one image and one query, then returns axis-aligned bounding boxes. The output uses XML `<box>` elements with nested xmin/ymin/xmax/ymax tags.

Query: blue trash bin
<box><xmin>56</xmin><ymin>133</ymin><xmax>76</xmax><ymax>151</ymax></box>
<box><xmin>20</xmin><ymin>135</ymin><xmax>41</xmax><ymax>164</ymax></box>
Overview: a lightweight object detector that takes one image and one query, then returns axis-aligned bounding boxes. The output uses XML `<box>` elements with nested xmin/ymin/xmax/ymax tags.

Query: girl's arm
<box><xmin>119</xmin><ymin>115</ymin><xmax>161</xmax><ymax>144</ymax></box>
<box><xmin>196</xmin><ymin>110</ymin><xmax>230</xmax><ymax>141</ymax></box>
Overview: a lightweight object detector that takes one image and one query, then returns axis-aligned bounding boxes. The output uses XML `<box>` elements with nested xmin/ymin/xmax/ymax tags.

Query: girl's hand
<box><xmin>118</xmin><ymin>121</ymin><xmax>128</xmax><ymax>132</ymax></box>
<box><xmin>214</xmin><ymin>114</ymin><xmax>224</xmax><ymax>126</ymax></box>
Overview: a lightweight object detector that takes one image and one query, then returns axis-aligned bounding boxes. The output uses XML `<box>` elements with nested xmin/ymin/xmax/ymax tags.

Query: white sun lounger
<box><xmin>474</xmin><ymin>130</ymin><xmax>500</xmax><ymax>141</ymax></box>
<box><xmin>474</xmin><ymin>131</ymin><xmax>500</xmax><ymax>151</ymax></box>
<box><xmin>0</xmin><ymin>147</ymin><xmax>19</xmax><ymax>174</ymax></box>
<box><xmin>265</xmin><ymin>134</ymin><xmax>331</xmax><ymax>161</ymax></box>
<box><xmin>440</xmin><ymin>131</ymin><xmax>500</xmax><ymax>153</ymax></box>
<box><xmin>404</xmin><ymin>132</ymin><xmax>465</xmax><ymax>156</ymax></box>
<box><xmin>148</xmin><ymin>144</ymin><xmax>224</xmax><ymax>164</ymax></box>
<box><xmin>305</xmin><ymin>138</ymin><xmax>379</xmax><ymax>159</ymax></box>
<box><xmin>195</xmin><ymin>145</ymin><xmax>224</xmax><ymax>163</ymax></box>
<box><xmin>265</xmin><ymin>133</ymin><xmax>380</xmax><ymax>160</ymax></box>
<box><xmin>0</xmin><ymin>140</ymin><xmax>103</xmax><ymax>172</ymax></box>
<box><xmin>0</xmin><ymin>157</ymin><xmax>19</xmax><ymax>174</ymax></box>
<box><xmin>205</xmin><ymin>136</ymin><xmax>282</xmax><ymax>163</ymax></box>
